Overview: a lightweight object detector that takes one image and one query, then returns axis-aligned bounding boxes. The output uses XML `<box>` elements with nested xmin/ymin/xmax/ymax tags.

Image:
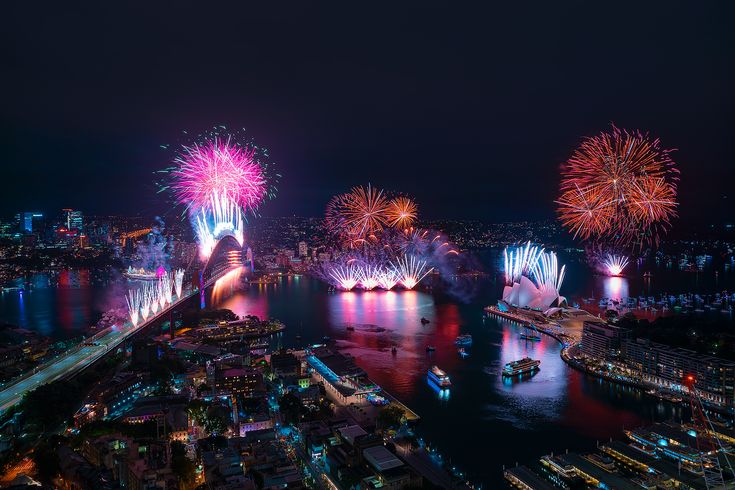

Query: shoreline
<box><xmin>484</xmin><ymin>305</ymin><xmax>734</xmax><ymax>416</ymax></box>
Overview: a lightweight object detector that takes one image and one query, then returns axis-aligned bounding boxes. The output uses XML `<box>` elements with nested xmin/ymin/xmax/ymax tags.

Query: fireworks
<box><xmin>329</xmin><ymin>264</ymin><xmax>360</xmax><ymax>291</ymax></box>
<box><xmin>172</xmin><ymin>137</ymin><xmax>267</xmax><ymax>212</ymax></box>
<box><xmin>320</xmin><ymin>185</ymin><xmax>460</xmax><ymax>292</ymax></box>
<box><xmin>174</xmin><ymin>269</ymin><xmax>184</xmax><ymax>298</ymax></box>
<box><xmin>502</xmin><ymin>243</ymin><xmax>567</xmax><ymax>310</ymax></box>
<box><xmin>376</xmin><ymin>268</ymin><xmax>399</xmax><ymax>290</ymax></box>
<box><xmin>326</xmin><ymin>184</ymin><xmax>390</xmax><ymax>246</ymax></box>
<box><xmin>126</xmin><ymin>271</ymin><xmax>186</xmax><ymax>325</ymax></box>
<box><xmin>166</xmin><ymin>128</ymin><xmax>277</xmax><ymax>260</ymax></box>
<box><xmin>557</xmin><ymin>126</ymin><xmax>678</xmax><ymax>247</ymax></box>
<box><xmin>602</xmin><ymin>254</ymin><xmax>629</xmax><ymax>276</ymax></box>
<box><xmin>531</xmin><ymin>251</ymin><xmax>566</xmax><ymax>294</ymax></box>
<box><xmin>322</xmin><ymin>255</ymin><xmax>433</xmax><ymax>291</ymax></box>
<box><xmin>386</xmin><ymin>196</ymin><xmax>417</xmax><ymax>230</ymax></box>
<box><xmin>126</xmin><ymin>290</ymin><xmax>141</xmax><ymax>326</ymax></box>
<box><xmin>392</xmin><ymin>255</ymin><xmax>433</xmax><ymax>290</ymax></box>
<box><xmin>194</xmin><ymin>192</ymin><xmax>245</xmax><ymax>260</ymax></box>
<box><xmin>358</xmin><ymin>264</ymin><xmax>381</xmax><ymax>290</ymax></box>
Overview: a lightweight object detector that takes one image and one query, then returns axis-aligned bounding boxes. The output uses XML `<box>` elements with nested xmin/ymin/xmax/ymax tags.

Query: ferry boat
<box><xmin>428</xmin><ymin>366</ymin><xmax>451</xmax><ymax>387</ymax></box>
<box><xmin>454</xmin><ymin>334</ymin><xmax>472</xmax><ymax>346</ymax></box>
<box><xmin>502</xmin><ymin>357</ymin><xmax>541</xmax><ymax>377</ymax></box>
<box><xmin>519</xmin><ymin>326</ymin><xmax>541</xmax><ymax>341</ymax></box>
<box><xmin>123</xmin><ymin>266</ymin><xmax>159</xmax><ymax>281</ymax></box>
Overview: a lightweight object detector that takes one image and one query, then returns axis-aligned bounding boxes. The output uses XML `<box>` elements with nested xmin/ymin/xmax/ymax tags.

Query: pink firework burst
<box><xmin>172</xmin><ymin>137</ymin><xmax>267</xmax><ymax>212</ymax></box>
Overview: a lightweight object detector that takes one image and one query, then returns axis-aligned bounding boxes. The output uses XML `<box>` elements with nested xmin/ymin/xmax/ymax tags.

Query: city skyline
<box><xmin>2</xmin><ymin>4</ymin><xmax>735</xmax><ymax>489</ymax></box>
<box><xmin>3</xmin><ymin>3</ymin><xmax>734</xmax><ymax>223</ymax></box>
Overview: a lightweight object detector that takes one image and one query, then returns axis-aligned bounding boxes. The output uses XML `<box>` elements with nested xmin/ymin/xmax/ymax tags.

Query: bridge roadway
<box><xmin>0</xmin><ymin>267</ymin><xmax>232</xmax><ymax>413</ymax></box>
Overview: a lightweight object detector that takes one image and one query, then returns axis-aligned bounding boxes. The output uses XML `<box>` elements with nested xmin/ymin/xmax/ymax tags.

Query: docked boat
<box><xmin>502</xmin><ymin>357</ymin><xmax>541</xmax><ymax>377</ymax></box>
<box><xmin>454</xmin><ymin>334</ymin><xmax>473</xmax><ymax>346</ymax></box>
<box><xmin>428</xmin><ymin>365</ymin><xmax>451</xmax><ymax>387</ymax></box>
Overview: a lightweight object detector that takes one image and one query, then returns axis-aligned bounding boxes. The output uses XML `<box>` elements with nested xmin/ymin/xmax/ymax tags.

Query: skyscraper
<box><xmin>63</xmin><ymin>209</ymin><xmax>84</xmax><ymax>231</ymax></box>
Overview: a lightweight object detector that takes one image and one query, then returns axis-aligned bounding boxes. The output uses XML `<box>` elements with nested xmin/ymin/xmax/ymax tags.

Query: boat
<box><xmin>454</xmin><ymin>334</ymin><xmax>472</xmax><ymax>346</ymax></box>
<box><xmin>502</xmin><ymin>357</ymin><xmax>541</xmax><ymax>377</ymax></box>
<box><xmin>646</xmin><ymin>389</ymin><xmax>683</xmax><ymax>404</ymax></box>
<box><xmin>426</xmin><ymin>345</ymin><xmax>436</xmax><ymax>352</ymax></box>
<box><xmin>391</xmin><ymin>346</ymin><xmax>397</xmax><ymax>355</ymax></box>
<box><xmin>123</xmin><ymin>266</ymin><xmax>159</xmax><ymax>281</ymax></box>
<box><xmin>346</xmin><ymin>325</ymin><xmax>355</xmax><ymax>331</ymax></box>
<box><xmin>428</xmin><ymin>365</ymin><xmax>451</xmax><ymax>387</ymax></box>
<box><xmin>420</xmin><ymin>317</ymin><xmax>430</xmax><ymax>325</ymax></box>
<box><xmin>519</xmin><ymin>333</ymin><xmax>541</xmax><ymax>341</ymax></box>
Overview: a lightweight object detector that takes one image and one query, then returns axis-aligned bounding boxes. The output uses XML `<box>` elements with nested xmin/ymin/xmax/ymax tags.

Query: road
<box><xmin>0</xmin><ymin>268</ymin><xmax>231</xmax><ymax>413</ymax></box>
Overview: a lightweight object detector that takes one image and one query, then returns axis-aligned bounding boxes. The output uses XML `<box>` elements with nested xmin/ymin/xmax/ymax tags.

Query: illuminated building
<box><xmin>63</xmin><ymin>208</ymin><xmax>84</xmax><ymax>231</ymax></box>
<box><xmin>581</xmin><ymin>322</ymin><xmax>735</xmax><ymax>407</ymax></box>
<box><xmin>580</xmin><ymin>321</ymin><xmax>629</xmax><ymax>360</ymax></box>
<box><xmin>624</xmin><ymin>339</ymin><xmax>735</xmax><ymax>406</ymax></box>
<box><xmin>214</xmin><ymin>367</ymin><xmax>263</xmax><ymax>397</ymax></box>
<box><xmin>298</xmin><ymin>240</ymin><xmax>308</xmax><ymax>257</ymax></box>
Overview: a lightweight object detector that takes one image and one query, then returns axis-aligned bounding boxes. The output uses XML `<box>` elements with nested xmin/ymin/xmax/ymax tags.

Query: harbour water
<box><xmin>210</xmin><ymin>273</ymin><xmax>691</xmax><ymax>487</ymax></box>
<box><xmin>1</xmin><ymin>257</ymin><xmax>733</xmax><ymax>486</ymax></box>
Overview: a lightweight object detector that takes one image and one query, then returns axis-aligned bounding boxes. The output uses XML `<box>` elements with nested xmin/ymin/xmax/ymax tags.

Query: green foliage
<box><xmin>20</xmin><ymin>380</ymin><xmax>83</xmax><ymax>430</ymax></box>
<box><xmin>171</xmin><ymin>441</ymin><xmax>196</xmax><ymax>484</ymax></box>
<box><xmin>377</xmin><ymin>405</ymin><xmax>405</xmax><ymax>430</ymax></box>
<box><xmin>187</xmin><ymin>399</ymin><xmax>229</xmax><ymax>435</ymax></box>
<box><xmin>32</xmin><ymin>436</ymin><xmax>64</xmax><ymax>482</ymax></box>
<box><xmin>278</xmin><ymin>393</ymin><xmax>304</xmax><ymax>425</ymax></box>
<box><xmin>72</xmin><ymin>419</ymin><xmax>159</xmax><ymax>446</ymax></box>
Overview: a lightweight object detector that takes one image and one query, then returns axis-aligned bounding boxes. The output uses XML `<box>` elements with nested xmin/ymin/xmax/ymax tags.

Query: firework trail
<box><xmin>557</xmin><ymin>125</ymin><xmax>678</xmax><ymax>248</ymax></box>
<box><xmin>357</xmin><ymin>264</ymin><xmax>382</xmax><ymax>290</ymax></box>
<box><xmin>503</xmin><ymin>242</ymin><xmax>543</xmax><ymax>285</ymax></box>
<box><xmin>602</xmin><ymin>254</ymin><xmax>629</xmax><ymax>276</ymax></box>
<box><xmin>140</xmin><ymin>287</ymin><xmax>151</xmax><ymax>321</ymax></box>
<box><xmin>174</xmin><ymin>269</ymin><xmax>184</xmax><ymax>298</ymax></box>
<box><xmin>392</xmin><ymin>255</ymin><xmax>433</xmax><ymax>290</ymax></box>
<box><xmin>531</xmin><ymin>251</ymin><xmax>566</xmax><ymax>293</ymax></box>
<box><xmin>376</xmin><ymin>267</ymin><xmax>399</xmax><ymax>290</ymax></box>
<box><xmin>329</xmin><ymin>264</ymin><xmax>360</xmax><ymax>291</ymax></box>
<box><xmin>126</xmin><ymin>290</ymin><xmax>141</xmax><ymax>326</ymax></box>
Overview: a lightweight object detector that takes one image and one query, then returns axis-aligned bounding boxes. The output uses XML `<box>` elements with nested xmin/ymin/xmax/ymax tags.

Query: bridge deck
<box><xmin>0</xmin><ymin>267</ymin><xmax>233</xmax><ymax>413</ymax></box>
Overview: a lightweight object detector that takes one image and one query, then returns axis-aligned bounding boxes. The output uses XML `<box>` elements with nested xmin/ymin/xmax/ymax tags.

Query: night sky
<box><xmin>2</xmin><ymin>3</ymin><xmax>733</xmax><ymax>224</ymax></box>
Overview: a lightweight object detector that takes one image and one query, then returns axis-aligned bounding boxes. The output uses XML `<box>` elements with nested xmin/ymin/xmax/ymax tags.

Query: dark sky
<box><xmin>2</xmin><ymin>2</ymin><xmax>733</xmax><ymax>224</ymax></box>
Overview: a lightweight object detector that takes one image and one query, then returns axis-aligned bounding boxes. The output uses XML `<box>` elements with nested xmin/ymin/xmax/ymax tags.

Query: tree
<box><xmin>171</xmin><ymin>441</ymin><xmax>196</xmax><ymax>485</ymax></box>
<box><xmin>33</xmin><ymin>436</ymin><xmax>65</xmax><ymax>482</ymax></box>
<box><xmin>377</xmin><ymin>405</ymin><xmax>405</xmax><ymax>431</ymax></box>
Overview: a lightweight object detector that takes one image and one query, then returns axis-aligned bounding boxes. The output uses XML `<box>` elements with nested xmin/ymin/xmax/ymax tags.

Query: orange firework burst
<box><xmin>325</xmin><ymin>184</ymin><xmax>389</xmax><ymax>245</ymax></box>
<box><xmin>386</xmin><ymin>196</ymin><xmax>418</xmax><ymax>230</ymax></box>
<box><xmin>557</xmin><ymin>125</ymin><xmax>678</xmax><ymax>248</ymax></box>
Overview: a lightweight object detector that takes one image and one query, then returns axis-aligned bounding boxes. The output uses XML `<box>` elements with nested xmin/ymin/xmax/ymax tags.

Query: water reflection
<box><xmin>205</xmin><ymin>275</ymin><xmax>681</xmax><ymax>487</ymax></box>
<box><xmin>601</xmin><ymin>275</ymin><xmax>629</xmax><ymax>300</ymax></box>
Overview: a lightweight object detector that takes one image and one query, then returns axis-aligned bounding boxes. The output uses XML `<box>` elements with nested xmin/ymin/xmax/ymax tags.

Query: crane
<box><xmin>684</xmin><ymin>374</ymin><xmax>733</xmax><ymax>489</ymax></box>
